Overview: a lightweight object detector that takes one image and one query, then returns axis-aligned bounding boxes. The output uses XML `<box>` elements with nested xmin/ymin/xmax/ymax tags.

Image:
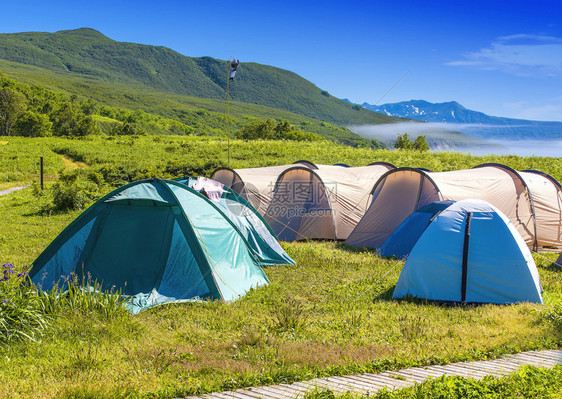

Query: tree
<box><xmin>236</xmin><ymin>119</ymin><xmax>276</xmax><ymax>140</ymax></box>
<box><xmin>394</xmin><ymin>133</ymin><xmax>414</xmax><ymax>150</ymax></box>
<box><xmin>413</xmin><ymin>135</ymin><xmax>430</xmax><ymax>151</ymax></box>
<box><xmin>0</xmin><ymin>88</ymin><xmax>27</xmax><ymax>136</ymax></box>
<box><xmin>394</xmin><ymin>133</ymin><xmax>430</xmax><ymax>151</ymax></box>
<box><xmin>13</xmin><ymin>111</ymin><xmax>53</xmax><ymax>137</ymax></box>
<box><xmin>52</xmin><ymin>103</ymin><xmax>100</xmax><ymax>137</ymax></box>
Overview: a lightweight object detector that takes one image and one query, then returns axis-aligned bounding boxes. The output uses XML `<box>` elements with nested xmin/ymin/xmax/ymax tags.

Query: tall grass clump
<box><xmin>37</xmin><ymin>273</ymin><xmax>128</xmax><ymax>319</ymax></box>
<box><xmin>0</xmin><ymin>264</ymin><xmax>49</xmax><ymax>343</ymax></box>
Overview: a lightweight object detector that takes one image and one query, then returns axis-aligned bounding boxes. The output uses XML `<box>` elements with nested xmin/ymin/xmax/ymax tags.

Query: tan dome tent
<box><xmin>264</xmin><ymin>163</ymin><xmax>396</xmax><ymax>241</ymax></box>
<box><xmin>518</xmin><ymin>170</ymin><xmax>562</xmax><ymax>249</ymax></box>
<box><xmin>346</xmin><ymin>163</ymin><xmax>562</xmax><ymax>251</ymax></box>
<box><xmin>211</xmin><ymin>161</ymin><xmax>315</xmax><ymax>215</ymax></box>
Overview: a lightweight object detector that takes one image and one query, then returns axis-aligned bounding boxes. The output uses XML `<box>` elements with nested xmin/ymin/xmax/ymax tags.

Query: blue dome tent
<box><xmin>392</xmin><ymin>199</ymin><xmax>543</xmax><ymax>304</ymax></box>
<box><xmin>378</xmin><ymin>200</ymin><xmax>454</xmax><ymax>259</ymax></box>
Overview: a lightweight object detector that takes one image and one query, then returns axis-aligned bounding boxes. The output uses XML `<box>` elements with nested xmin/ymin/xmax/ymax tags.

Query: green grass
<box><xmin>1</xmin><ymin>136</ymin><xmax>560</xmax><ymax>188</ymax></box>
<box><xmin>0</xmin><ymin>136</ymin><xmax>561</xmax><ymax>398</ymax></box>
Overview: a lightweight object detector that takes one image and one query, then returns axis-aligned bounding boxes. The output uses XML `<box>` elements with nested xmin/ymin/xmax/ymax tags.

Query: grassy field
<box><xmin>1</xmin><ymin>136</ymin><xmax>561</xmax><ymax>398</ymax></box>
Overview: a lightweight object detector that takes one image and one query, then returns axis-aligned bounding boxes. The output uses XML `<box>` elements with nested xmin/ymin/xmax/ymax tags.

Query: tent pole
<box><xmin>226</xmin><ymin>60</ymin><xmax>231</xmax><ymax>168</ymax></box>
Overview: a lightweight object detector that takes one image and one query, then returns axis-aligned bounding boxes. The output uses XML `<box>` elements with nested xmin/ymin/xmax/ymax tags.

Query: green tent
<box><xmin>29</xmin><ymin>179</ymin><xmax>270</xmax><ymax>313</ymax></box>
<box><xmin>175</xmin><ymin>177</ymin><xmax>295</xmax><ymax>266</ymax></box>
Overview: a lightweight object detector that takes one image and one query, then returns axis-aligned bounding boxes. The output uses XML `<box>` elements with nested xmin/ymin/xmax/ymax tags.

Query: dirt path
<box><xmin>58</xmin><ymin>154</ymin><xmax>88</xmax><ymax>170</ymax></box>
<box><xmin>0</xmin><ymin>185</ymin><xmax>30</xmax><ymax>197</ymax></box>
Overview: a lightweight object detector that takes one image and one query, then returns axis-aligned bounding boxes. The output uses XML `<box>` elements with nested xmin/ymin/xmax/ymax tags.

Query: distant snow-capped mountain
<box><xmin>360</xmin><ymin>99</ymin><xmax>562</xmax><ymax>140</ymax></box>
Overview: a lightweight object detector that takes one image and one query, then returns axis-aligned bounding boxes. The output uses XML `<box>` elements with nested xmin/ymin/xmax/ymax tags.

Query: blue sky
<box><xmin>1</xmin><ymin>0</ymin><xmax>561</xmax><ymax>121</ymax></box>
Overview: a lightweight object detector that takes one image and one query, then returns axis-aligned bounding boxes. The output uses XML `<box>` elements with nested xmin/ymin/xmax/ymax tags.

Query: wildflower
<box><xmin>1</xmin><ymin>264</ymin><xmax>14</xmax><ymax>269</ymax></box>
<box><xmin>2</xmin><ymin>299</ymin><xmax>8</xmax><ymax>304</ymax></box>
<box><xmin>17</xmin><ymin>272</ymin><xmax>29</xmax><ymax>278</ymax></box>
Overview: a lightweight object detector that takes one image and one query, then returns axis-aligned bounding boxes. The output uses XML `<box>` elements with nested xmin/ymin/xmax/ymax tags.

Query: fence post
<box><xmin>40</xmin><ymin>156</ymin><xmax>44</xmax><ymax>190</ymax></box>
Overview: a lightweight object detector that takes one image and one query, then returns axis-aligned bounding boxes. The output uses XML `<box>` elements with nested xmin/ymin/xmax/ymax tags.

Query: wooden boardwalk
<box><xmin>185</xmin><ymin>349</ymin><xmax>562</xmax><ymax>399</ymax></box>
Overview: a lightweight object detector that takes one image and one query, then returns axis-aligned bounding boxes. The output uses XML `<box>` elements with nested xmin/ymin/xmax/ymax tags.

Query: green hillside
<box><xmin>0</xmin><ymin>28</ymin><xmax>400</xmax><ymax>126</ymax></box>
<box><xmin>0</xmin><ymin>63</ymin><xmax>384</xmax><ymax>147</ymax></box>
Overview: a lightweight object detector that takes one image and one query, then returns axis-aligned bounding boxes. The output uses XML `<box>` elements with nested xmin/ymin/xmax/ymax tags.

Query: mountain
<box><xmin>0</xmin><ymin>28</ymin><xmax>399</xmax><ymax>127</ymax></box>
<box><xmin>361</xmin><ymin>99</ymin><xmax>562</xmax><ymax>139</ymax></box>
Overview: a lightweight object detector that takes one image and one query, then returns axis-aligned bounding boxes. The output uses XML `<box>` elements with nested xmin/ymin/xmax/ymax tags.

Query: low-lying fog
<box><xmin>350</xmin><ymin>123</ymin><xmax>562</xmax><ymax>157</ymax></box>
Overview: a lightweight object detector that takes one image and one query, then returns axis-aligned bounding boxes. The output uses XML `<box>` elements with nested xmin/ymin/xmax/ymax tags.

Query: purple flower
<box><xmin>2</xmin><ymin>264</ymin><xmax>13</xmax><ymax>269</ymax></box>
<box><xmin>2</xmin><ymin>299</ymin><xmax>8</xmax><ymax>304</ymax></box>
<box><xmin>17</xmin><ymin>272</ymin><xmax>29</xmax><ymax>278</ymax></box>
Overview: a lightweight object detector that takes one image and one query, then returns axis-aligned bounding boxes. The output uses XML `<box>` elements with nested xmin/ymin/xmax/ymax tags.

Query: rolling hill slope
<box><xmin>0</xmin><ymin>28</ymin><xmax>400</xmax><ymax>127</ymax></box>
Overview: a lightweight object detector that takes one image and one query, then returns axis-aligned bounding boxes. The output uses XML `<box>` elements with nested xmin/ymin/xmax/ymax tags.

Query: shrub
<box><xmin>51</xmin><ymin>169</ymin><xmax>106</xmax><ymax>211</ymax></box>
<box><xmin>236</xmin><ymin>119</ymin><xmax>324</xmax><ymax>142</ymax></box>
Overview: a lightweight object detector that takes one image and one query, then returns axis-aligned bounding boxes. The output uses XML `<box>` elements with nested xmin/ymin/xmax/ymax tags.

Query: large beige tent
<box><xmin>346</xmin><ymin>163</ymin><xmax>562</xmax><ymax>251</ymax></box>
<box><xmin>264</xmin><ymin>163</ymin><xmax>396</xmax><ymax>241</ymax></box>
<box><xmin>211</xmin><ymin>161</ymin><xmax>314</xmax><ymax>215</ymax></box>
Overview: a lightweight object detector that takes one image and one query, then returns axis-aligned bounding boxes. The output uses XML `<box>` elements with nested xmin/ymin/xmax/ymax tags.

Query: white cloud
<box><xmin>446</xmin><ymin>34</ymin><xmax>562</xmax><ymax>77</ymax></box>
<box><xmin>502</xmin><ymin>98</ymin><xmax>562</xmax><ymax>122</ymax></box>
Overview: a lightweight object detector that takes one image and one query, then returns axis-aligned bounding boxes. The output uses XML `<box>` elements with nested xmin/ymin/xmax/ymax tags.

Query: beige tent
<box><xmin>211</xmin><ymin>161</ymin><xmax>315</xmax><ymax>215</ymax></box>
<box><xmin>346</xmin><ymin>163</ymin><xmax>562</xmax><ymax>251</ymax></box>
<box><xmin>264</xmin><ymin>163</ymin><xmax>396</xmax><ymax>241</ymax></box>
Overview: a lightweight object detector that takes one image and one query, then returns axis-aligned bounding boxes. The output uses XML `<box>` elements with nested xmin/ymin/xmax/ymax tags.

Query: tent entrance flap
<box><xmin>81</xmin><ymin>204</ymin><xmax>175</xmax><ymax>295</ymax></box>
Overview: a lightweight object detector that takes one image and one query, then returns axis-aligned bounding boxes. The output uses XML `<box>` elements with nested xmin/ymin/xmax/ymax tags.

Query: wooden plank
<box><xmin>247</xmin><ymin>387</ymin><xmax>292</xmax><ymax>399</ymax></box>
<box><xmin>444</xmin><ymin>364</ymin><xmax>490</xmax><ymax>379</ymax></box>
<box><xmin>236</xmin><ymin>389</ymin><xmax>281</xmax><ymax>399</ymax></box>
<box><xmin>206</xmin><ymin>393</ymin><xmax>239</xmax><ymax>399</ymax></box>
<box><xmin>278</xmin><ymin>383</ymin><xmax>311</xmax><ymax>394</ymax></box>
<box><xmin>328</xmin><ymin>375</ymin><xmax>381</xmax><ymax>391</ymax></box>
<box><xmin>505</xmin><ymin>355</ymin><xmax>555</xmax><ymax>367</ymax></box>
<box><xmin>224</xmin><ymin>391</ymin><xmax>264</xmax><ymax>399</ymax></box>
<box><xmin>404</xmin><ymin>367</ymin><xmax>447</xmax><ymax>379</ymax></box>
<box><xmin>343</xmin><ymin>375</ymin><xmax>389</xmax><ymax>389</ymax></box>
<box><xmin>303</xmin><ymin>378</ymin><xmax>349</xmax><ymax>394</ymax></box>
<box><xmin>511</xmin><ymin>353</ymin><xmax>560</xmax><ymax>366</ymax></box>
<box><xmin>455</xmin><ymin>362</ymin><xmax>506</xmax><ymax>375</ymax></box>
<box><xmin>427</xmin><ymin>365</ymin><xmax>487</xmax><ymax>379</ymax></box>
<box><xmin>361</xmin><ymin>373</ymin><xmax>414</xmax><ymax>388</ymax></box>
<box><xmin>396</xmin><ymin>367</ymin><xmax>443</xmax><ymax>380</ymax></box>
<box><xmin>525</xmin><ymin>351</ymin><xmax>562</xmax><ymax>362</ymax></box>
<box><xmin>386</xmin><ymin>371</ymin><xmax>428</xmax><ymax>383</ymax></box>
<box><xmin>376</xmin><ymin>372</ymin><xmax>418</xmax><ymax>386</ymax></box>
<box><xmin>269</xmin><ymin>384</ymin><xmax>307</xmax><ymax>397</ymax></box>
<box><xmin>521</xmin><ymin>350</ymin><xmax>562</xmax><ymax>360</ymax></box>
<box><xmin>253</xmin><ymin>387</ymin><xmax>295</xmax><ymax>399</ymax></box>
<box><xmin>487</xmin><ymin>360</ymin><xmax>525</xmax><ymax>373</ymax></box>
<box><xmin>290</xmin><ymin>382</ymin><xmax>316</xmax><ymax>391</ymax></box>
<box><xmin>322</xmin><ymin>377</ymin><xmax>369</xmax><ymax>394</ymax></box>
